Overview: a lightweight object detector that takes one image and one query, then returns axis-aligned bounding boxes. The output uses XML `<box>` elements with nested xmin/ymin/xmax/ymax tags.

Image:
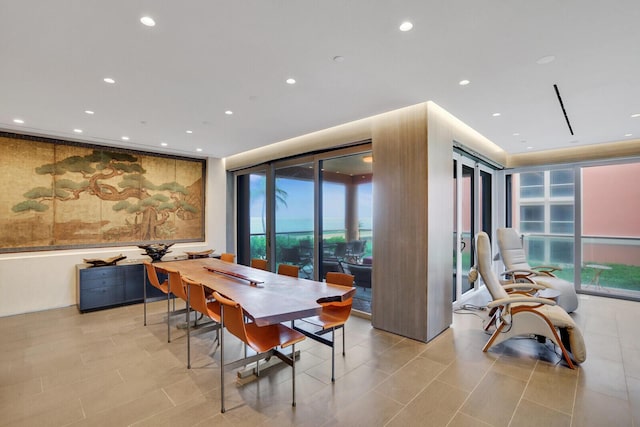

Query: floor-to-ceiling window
<box><xmin>235</xmin><ymin>143</ymin><xmax>374</xmax><ymax>313</ymax></box>
<box><xmin>320</xmin><ymin>152</ymin><xmax>373</xmax><ymax>312</ymax></box>
<box><xmin>453</xmin><ymin>151</ymin><xmax>494</xmax><ymax>304</ymax></box>
<box><xmin>274</xmin><ymin>160</ymin><xmax>315</xmax><ymax>278</ymax></box>
<box><xmin>506</xmin><ymin>160</ymin><xmax>640</xmax><ymax>301</ymax></box>
<box><xmin>510</xmin><ymin>169</ymin><xmax>575</xmax><ymax>278</ymax></box>
<box><xmin>580</xmin><ymin>162</ymin><xmax>640</xmax><ymax>298</ymax></box>
<box><xmin>236</xmin><ymin>168</ymin><xmax>268</xmax><ymax>267</ymax></box>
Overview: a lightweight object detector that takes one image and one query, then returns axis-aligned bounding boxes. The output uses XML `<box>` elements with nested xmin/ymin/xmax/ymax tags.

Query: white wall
<box><xmin>0</xmin><ymin>157</ymin><xmax>227</xmax><ymax>318</ymax></box>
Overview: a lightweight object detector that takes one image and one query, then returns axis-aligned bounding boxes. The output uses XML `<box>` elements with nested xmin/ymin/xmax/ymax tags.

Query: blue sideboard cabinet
<box><xmin>76</xmin><ymin>263</ymin><xmax>165</xmax><ymax>312</ymax></box>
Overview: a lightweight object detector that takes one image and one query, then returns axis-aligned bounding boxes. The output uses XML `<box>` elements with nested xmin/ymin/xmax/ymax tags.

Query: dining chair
<box><xmin>213</xmin><ymin>291</ymin><xmax>306</xmax><ymax>413</ymax></box>
<box><xmin>280</xmin><ymin>247</ymin><xmax>312</xmax><ymax>277</ymax></box>
<box><xmin>220</xmin><ymin>253</ymin><xmax>235</xmax><ymax>263</ymax></box>
<box><xmin>183</xmin><ymin>277</ymin><xmax>221</xmax><ymax>369</ymax></box>
<box><xmin>143</xmin><ymin>261</ymin><xmax>169</xmax><ymax>326</ymax></box>
<box><xmin>322</xmin><ymin>259</ymin><xmax>344</xmax><ymax>279</ymax></box>
<box><xmin>297</xmin><ymin>272</ymin><xmax>354</xmax><ymax>382</ymax></box>
<box><xmin>143</xmin><ymin>261</ymin><xmax>186</xmax><ymax>342</ymax></box>
<box><xmin>346</xmin><ymin>240</ymin><xmax>366</xmax><ymax>263</ymax></box>
<box><xmin>250</xmin><ymin>258</ymin><xmax>268</xmax><ymax>271</ymax></box>
<box><xmin>342</xmin><ymin>262</ymin><xmax>372</xmax><ymax>291</ymax></box>
<box><xmin>165</xmin><ymin>267</ymin><xmax>191</xmax><ymax>343</ymax></box>
<box><xmin>333</xmin><ymin>242</ymin><xmax>347</xmax><ymax>260</ymax></box>
<box><xmin>277</xmin><ymin>263</ymin><xmax>299</xmax><ymax>278</ymax></box>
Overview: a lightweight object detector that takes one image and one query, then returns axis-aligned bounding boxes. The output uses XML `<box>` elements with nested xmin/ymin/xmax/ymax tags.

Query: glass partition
<box><xmin>580</xmin><ymin>163</ymin><xmax>640</xmax><ymax>297</ymax></box>
<box><xmin>507</xmin><ymin>161</ymin><xmax>640</xmax><ymax>301</ymax></box>
<box><xmin>320</xmin><ymin>152</ymin><xmax>373</xmax><ymax>313</ymax></box>
<box><xmin>510</xmin><ymin>169</ymin><xmax>575</xmax><ymax>277</ymax></box>
<box><xmin>236</xmin><ymin>144</ymin><xmax>374</xmax><ymax>312</ymax></box>
<box><xmin>274</xmin><ymin>162</ymin><xmax>315</xmax><ymax>278</ymax></box>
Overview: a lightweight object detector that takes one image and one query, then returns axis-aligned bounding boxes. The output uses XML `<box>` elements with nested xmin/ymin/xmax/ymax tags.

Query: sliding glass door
<box><xmin>453</xmin><ymin>152</ymin><xmax>493</xmax><ymax>303</ymax></box>
<box><xmin>274</xmin><ymin>160</ymin><xmax>315</xmax><ymax>278</ymax></box>
<box><xmin>236</xmin><ymin>168</ymin><xmax>268</xmax><ymax>266</ymax></box>
<box><xmin>236</xmin><ymin>144</ymin><xmax>374</xmax><ymax>314</ymax></box>
<box><xmin>320</xmin><ymin>151</ymin><xmax>373</xmax><ymax>312</ymax></box>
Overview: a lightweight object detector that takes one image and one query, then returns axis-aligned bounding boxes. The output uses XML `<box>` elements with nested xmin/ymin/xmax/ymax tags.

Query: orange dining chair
<box><xmin>277</xmin><ymin>263</ymin><xmax>299</xmax><ymax>278</ymax></box>
<box><xmin>213</xmin><ymin>291</ymin><xmax>305</xmax><ymax>413</ymax></box>
<box><xmin>144</xmin><ymin>261</ymin><xmax>186</xmax><ymax>342</ymax></box>
<box><xmin>220</xmin><ymin>253</ymin><xmax>235</xmax><ymax>263</ymax></box>
<box><xmin>250</xmin><ymin>258</ymin><xmax>268</xmax><ymax>271</ymax></box>
<box><xmin>165</xmin><ymin>268</ymin><xmax>190</xmax><ymax>343</ymax></box>
<box><xmin>183</xmin><ymin>277</ymin><xmax>221</xmax><ymax>369</ymax></box>
<box><xmin>143</xmin><ymin>261</ymin><xmax>169</xmax><ymax>326</ymax></box>
<box><xmin>298</xmin><ymin>272</ymin><xmax>354</xmax><ymax>382</ymax></box>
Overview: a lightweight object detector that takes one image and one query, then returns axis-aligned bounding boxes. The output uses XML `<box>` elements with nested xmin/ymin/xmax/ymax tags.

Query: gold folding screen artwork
<box><xmin>0</xmin><ymin>133</ymin><xmax>206</xmax><ymax>252</ymax></box>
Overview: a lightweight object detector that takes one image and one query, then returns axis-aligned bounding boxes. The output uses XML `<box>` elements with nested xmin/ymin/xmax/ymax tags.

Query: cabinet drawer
<box><xmin>80</xmin><ymin>284</ymin><xmax>125</xmax><ymax>310</ymax></box>
<box><xmin>80</xmin><ymin>277</ymin><xmax>123</xmax><ymax>289</ymax></box>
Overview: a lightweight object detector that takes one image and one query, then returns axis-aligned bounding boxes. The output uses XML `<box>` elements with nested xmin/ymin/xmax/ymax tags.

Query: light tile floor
<box><xmin>0</xmin><ymin>293</ymin><xmax>638</xmax><ymax>426</ymax></box>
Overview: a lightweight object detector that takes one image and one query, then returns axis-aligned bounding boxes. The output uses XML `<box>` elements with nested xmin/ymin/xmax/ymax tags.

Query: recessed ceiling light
<box><xmin>121</xmin><ymin>136</ymin><xmax>130</xmax><ymax>141</ymax></box>
<box><xmin>186</xmin><ymin>130</ymin><xmax>193</xmax><ymax>134</ymax></box>
<box><xmin>225</xmin><ymin>110</ymin><xmax>233</xmax><ymax>115</ymax></box>
<box><xmin>196</xmin><ymin>148</ymin><xmax>203</xmax><ymax>152</ymax></box>
<box><xmin>399</xmin><ymin>21</ymin><xmax>413</xmax><ymax>32</ymax></box>
<box><xmin>632</xmin><ymin>113</ymin><xmax>640</xmax><ymax>118</ymax></box>
<box><xmin>362</xmin><ymin>155</ymin><xmax>373</xmax><ymax>163</ymax></box>
<box><xmin>492</xmin><ymin>112</ymin><xmax>501</xmax><ymax>117</ymax></box>
<box><xmin>84</xmin><ymin>110</ymin><xmax>94</xmax><ymax>115</ymax></box>
<box><xmin>140</xmin><ymin>16</ymin><xmax>156</xmax><ymax>27</ymax></box>
<box><xmin>286</xmin><ymin>78</ymin><xmax>296</xmax><ymax>85</ymax></box>
<box><xmin>160</xmin><ymin>142</ymin><xmax>168</xmax><ymax>147</ymax></box>
<box><xmin>512</xmin><ymin>132</ymin><xmax>520</xmax><ymax>136</ymax></box>
<box><xmin>73</xmin><ymin>129</ymin><xmax>83</xmax><ymax>133</ymax></box>
<box><xmin>527</xmin><ymin>146</ymin><xmax>533</xmax><ymax>150</ymax></box>
<box><xmin>13</xmin><ymin>118</ymin><xmax>24</xmax><ymax>124</ymax></box>
<box><xmin>103</xmin><ymin>77</ymin><xmax>115</xmax><ymax>84</ymax></box>
<box><xmin>458</xmin><ymin>79</ymin><xmax>470</xmax><ymax>86</ymax></box>
<box><xmin>333</xmin><ymin>56</ymin><xmax>344</xmax><ymax>62</ymax></box>
<box><xmin>624</xmin><ymin>133</ymin><xmax>633</xmax><ymax>137</ymax></box>
<box><xmin>536</xmin><ymin>55</ymin><xmax>556</xmax><ymax>65</ymax></box>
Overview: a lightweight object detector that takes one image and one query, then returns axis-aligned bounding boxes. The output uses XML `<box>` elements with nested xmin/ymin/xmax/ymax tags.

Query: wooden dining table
<box><xmin>153</xmin><ymin>257</ymin><xmax>355</xmax><ymax>326</ymax></box>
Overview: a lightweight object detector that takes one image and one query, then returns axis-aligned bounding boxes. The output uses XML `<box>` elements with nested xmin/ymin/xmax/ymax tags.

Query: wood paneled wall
<box><xmin>371</xmin><ymin>104</ymin><xmax>432</xmax><ymax>340</ymax></box>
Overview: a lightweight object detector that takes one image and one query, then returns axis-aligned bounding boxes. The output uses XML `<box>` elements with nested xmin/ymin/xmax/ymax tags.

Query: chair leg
<box><xmin>187</xmin><ymin>304</ymin><xmax>191</xmax><ymax>369</ymax></box>
<box><xmin>292</xmin><ymin>343</ymin><xmax>297</xmax><ymax>407</ymax></box>
<box><xmin>220</xmin><ymin>309</ymin><xmax>225</xmax><ymax>413</ymax></box>
<box><xmin>342</xmin><ymin>325</ymin><xmax>346</xmax><ymax>356</ymax></box>
<box><xmin>143</xmin><ymin>275</ymin><xmax>148</xmax><ymax>326</ymax></box>
<box><xmin>331</xmin><ymin>328</ymin><xmax>335</xmax><ymax>383</ymax></box>
<box><xmin>167</xmin><ymin>293</ymin><xmax>171</xmax><ymax>343</ymax></box>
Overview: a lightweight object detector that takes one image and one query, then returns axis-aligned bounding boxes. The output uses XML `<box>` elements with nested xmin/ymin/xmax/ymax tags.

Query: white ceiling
<box><xmin>1</xmin><ymin>1</ymin><xmax>639</xmax><ymax>159</ymax></box>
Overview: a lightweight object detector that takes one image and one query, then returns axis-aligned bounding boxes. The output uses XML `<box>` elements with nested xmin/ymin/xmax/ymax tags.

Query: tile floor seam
<box><xmin>160</xmin><ymin>387</ymin><xmax>178</xmax><ymax>408</ymax></box>
<box><xmin>506</xmin><ymin>359</ymin><xmax>538</xmax><ymax>427</ymax></box>
<box><xmin>568</xmin><ymin>367</ymin><xmax>581</xmax><ymax>426</ymax></box>
<box><xmin>445</xmin><ymin>356</ymin><xmax>498</xmax><ymax>427</ymax></box>
<box><xmin>381</xmin><ymin>369</ymin><xmax>444</xmax><ymax>427</ymax></box>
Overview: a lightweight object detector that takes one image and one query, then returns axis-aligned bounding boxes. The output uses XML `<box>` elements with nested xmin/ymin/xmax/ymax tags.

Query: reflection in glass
<box><xmin>581</xmin><ymin>163</ymin><xmax>640</xmax><ymax>297</ymax></box>
<box><xmin>275</xmin><ymin>162</ymin><xmax>314</xmax><ymax>278</ymax></box>
<box><xmin>321</xmin><ymin>152</ymin><xmax>373</xmax><ymax>313</ymax></box>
